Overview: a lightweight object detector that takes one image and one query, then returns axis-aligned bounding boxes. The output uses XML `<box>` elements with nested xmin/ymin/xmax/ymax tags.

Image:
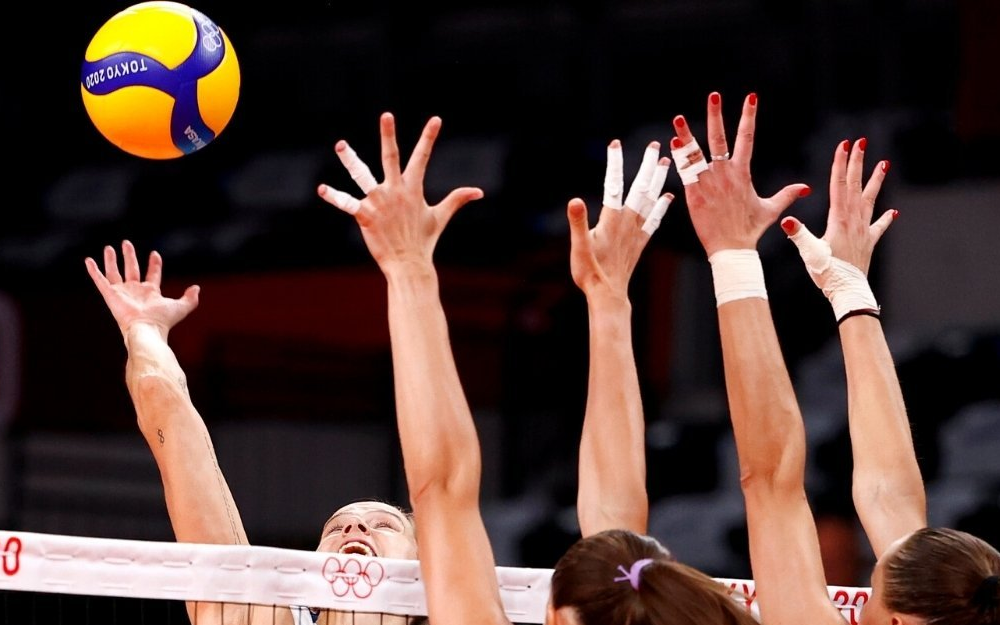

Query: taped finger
<box><xmin>670</xmin><ymin>138</ymin><xmax>709</xmax><ymax>185</ymax></box>
<box><xmin>642</xmin><ymin>194</ymin><xmax>673</xmax><ymax>235</ymax></box>
<box><xmin>624</xmin><ymin>142</ymin><xmax>660</xmax><ymax>214</ymax></box>
<box><xmin>641</xmin><ymin>158</ymin><xmax>672</xmax><ymax>218</ymax></box>
<box><xmin>603</xmin><ymin>141</ymin><xmax>624</xmax><ymax>209</ymax></box>
<box><xmin>318</xmin><ymin>185</ymin><xmax>362</xmax><ymax>215</ymax></box>
<box><xmin>337</xmin><ymin>142</ymin><xmax>379</xmax><ymax>194</ymax></box>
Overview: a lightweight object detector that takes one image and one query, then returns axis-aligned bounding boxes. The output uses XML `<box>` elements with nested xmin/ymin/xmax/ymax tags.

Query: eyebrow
<box><xmin>324</xmin><ymin>510</ymin><xmax>407</xmax><ymax>532</ymax></box>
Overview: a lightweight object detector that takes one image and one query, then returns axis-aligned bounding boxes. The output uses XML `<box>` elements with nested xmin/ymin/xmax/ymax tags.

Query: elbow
<box><xmin>407</xmin><ymin>460</ymin><xmax>481</xmax><ymax>512</ymax></box>
<box><xmin>852</xmin><ymin>476</ymin><xmax>927</xmax><ymax>518</ymax></box>
<box><xmin>738</xmin><ymin>452</ymin><xmax>805</xmax><ymax>496</ymax></box>
<box><xmin>127</xmin><ymin>369</ymin><xmax>187</xmax><ymax>400</ymax></box>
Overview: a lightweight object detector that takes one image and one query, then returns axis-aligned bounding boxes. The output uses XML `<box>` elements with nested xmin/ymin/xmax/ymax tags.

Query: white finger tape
<box><xmin>642</xmin><ymin>195</ymin><xmax>672</xmax><ymax>235</ymax></box>
<box><xmin>603</xmin><ymin>143</ymin><xmax>624</xmax><ymax>209</ymax></box>
<box><xmin>670</xmin><ymin>140</ymin><xmax>710</xmax><ymax>185</ymax></box>
<box><xmin>642</xmin><ymin>159</ymin><xmax>671</xmax><ymax>218</ymax></box>
<box><xmin>321</xmin><ymin>186</ymin><xmax>362</xmax><ymax>215</ymax></box>
<box><xmin>625</xmin><ymin>144</ymin><xmax>660</xmax><ymax>215</ymax></box>
<box><xmin>340</xmin><ymin>144</ymin><xmax>378</xmax><ymax>194</ymax></box>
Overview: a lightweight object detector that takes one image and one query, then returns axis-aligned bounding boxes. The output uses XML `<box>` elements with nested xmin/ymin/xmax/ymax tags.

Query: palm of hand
<box><xmin>104</xmin><ymin>281</ymin><xmax>192</xmax><ymax>333</ymax></box>
<box><xmin>356</xmin><ymin>183</ymin><xmax>439</xmax><ymax>270</ymax></box>
<box><xmin>572</xmin><ymin>209</ymin><xmax>647</xmax><ymax>298</ymax></box>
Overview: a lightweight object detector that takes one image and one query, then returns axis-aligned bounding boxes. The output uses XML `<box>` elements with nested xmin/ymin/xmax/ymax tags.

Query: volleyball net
<box><xmin>1</xmin><ymin>530</ymin><xmax>870</xmax><ymax>623</ymax></box>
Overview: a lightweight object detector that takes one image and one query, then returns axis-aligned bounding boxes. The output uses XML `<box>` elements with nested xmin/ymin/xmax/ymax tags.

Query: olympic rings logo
<box><xmin>322</xmin><ymin>557</ymin><xmax>385</xmax><ymax>599</ymax></box>
<box><xmin>197</xmin><ymin>17</ymin><xmax>224</xmax><ymax>52</ymax></box>
<box><xmin>2</xmin><ymin>536</ymin><xmax>21</xmax><ymax>576</ymax></box>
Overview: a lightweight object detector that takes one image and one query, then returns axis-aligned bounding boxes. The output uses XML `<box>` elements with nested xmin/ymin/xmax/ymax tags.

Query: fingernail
<box><xmin>892</xmin><ymin>209</ymin><xmax>899</xmax><ymax>219</ymax></box>
<box><xmin>748</xmin><ymin>93</ymin><xmax>758</xmax><ymax>106</ymax></box>
<box><xmin>858</xmin><ymin>137</ymin><xmax>867</xmax><ymax>151</ymax></box>
<box><xmin>881</xmin><ymin>160</ymin><xmax>890</xmax><ymax>173</ymax></box>
<box><xmin>780</xmin><ymin>219</ymin><xmax>795</xmax><ymax>234</ymax></box>
<box><xmin>674</xmin><ymin>116</ymin><xmax>686</xmax><ymax>128</ymax></box>
<box><xmin>609</xmin><ymin>139</ymin><xmax>621</xmax><ymax>148</ymax></box>
<box><xmin>710</xmin><ymin>92</ymin><xmax>721</xmax><ymax>106</ymax></box>
<box><xmin>671</xmin><ymin>137</ymin><xmax>684</xmax><ymax>149</ymax></box>
<box><xmin>799</xmin><ymin>186</ymin><xmax>812</xmax><ymax>198</ymax></box>
<box><xmin>841</xmin><ymin>140</ymin><xmax>850</xmax><ymax>153</ymax></box>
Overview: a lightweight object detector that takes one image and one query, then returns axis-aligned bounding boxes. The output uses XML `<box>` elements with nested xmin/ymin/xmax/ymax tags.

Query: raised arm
<box><xmin>671</xmin><ymin>92</ymin><xmax>843</xmax><ymax>624</ymax></box>
<box><xmin>570</xmin><ymin>140</ymin><xmax>672</xmax><ymax>537</ymax></box>
<box><xmin>86</xmin><ymin>242</ymin><xmax>247</xmax><ymax>546</ymax></box>
<box><xmin>317</xmin><ymin>113</ymin><xmax>508</xmax><ymax>625</ymax></box>
<box><xmin>86</xmin><ymin>243</ymin><xmax>250</xmax><ymax>625</ymax></box>
<box><xmin>781</xmin><ymin>139</ymin><xmax>925</xmax><ymax>558</ymax></box>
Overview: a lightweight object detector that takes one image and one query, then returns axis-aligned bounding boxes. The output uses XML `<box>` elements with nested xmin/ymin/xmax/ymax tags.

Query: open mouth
<box><xmin>339</xmin><ymin>540</ymin><xmax>376</xmax><ymax>557</ymax></box>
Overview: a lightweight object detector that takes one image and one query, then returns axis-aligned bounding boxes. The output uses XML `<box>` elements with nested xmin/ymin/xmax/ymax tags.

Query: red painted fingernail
<box><xmin>781</xmin><ymin>218</ymin><xmax>795</xmax><ymax>234</ymax></box>
<box><xmin>748</xmin><ymin>93</ymin><xmax>757</xmax><ymax>106</ymax></box>
<box><xmin>892</xmin><ymin>209</ymin><xmax>899</xmax><ymax>219</ymax></box>
<box><xmin>674</xmin><ymin>116</ymin><xmax>686</xmax><ymax>128</ymax></box>
<box><xmin>858</xmin><ymin>137</ymin><xmax>867</xmax><ymax>151</ymax></box>
<box><xmin>671</xmin><ymin>137</ymin><xmax>684</xmax><ymax>149</ymax></box>
<box><xmin>710</xmin><ymin>92</ymin><xmax>721</xmax><ymax>105</ymax></box>
<box><xmin>799</xmin><ymin>186</ymin><xmax>812</xmax><ymax>197</ymax></box>
<box><xmin>841</xmin><ymin>140</ymin><xmax>850</xmax><ymax>153</ymax></box>
<box><xmin>881</xmin><ymin>160</ymin><xmax>891</xmax><ymax>173</ymax></box>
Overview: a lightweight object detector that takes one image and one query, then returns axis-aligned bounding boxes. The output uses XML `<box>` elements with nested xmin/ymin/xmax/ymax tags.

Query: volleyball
<box><xmin>80</xmin><ymin>2</ymin><xmax>240</xmax><ymax>159</ymax></box>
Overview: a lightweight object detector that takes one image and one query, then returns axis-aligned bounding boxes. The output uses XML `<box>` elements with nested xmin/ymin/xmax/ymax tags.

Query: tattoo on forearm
<box><xmin>157</xmin><ymin>429</ymin><xmax>165</xmax><ymax>445</ymax></box>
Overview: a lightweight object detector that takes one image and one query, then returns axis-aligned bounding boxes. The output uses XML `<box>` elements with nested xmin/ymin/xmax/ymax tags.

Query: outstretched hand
<box><xmin>317</xmin><ymin>113</ymin><xmax>483</xmax><ymax>275</ymax></box>
<box><xmin>781</xmin><ymin>138</ymin><xmax>896</xmax><ymax>276</ymax></box>
<box><xmin>671</xmin><ymin>92</ymin><xmax>810</xmax><ymax>256</ymax></box>
<box><xmin>567</xmin><ymin>139</ymin><xmax>673</xmax><ymax>301</ymax></box>
<box><xmin>85</xmin><ymin>240</ymin><xmax>200</xmax><ymax>341</ymax></box>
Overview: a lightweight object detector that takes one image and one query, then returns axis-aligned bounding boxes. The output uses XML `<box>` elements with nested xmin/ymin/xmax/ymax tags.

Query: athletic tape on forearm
<box><xmin>708</xmin><ymin>249</ymin><xmax>768</xmax><ymax>306</ymax></box>
<box><xmin>787</xmin><ymin>228</ymin><xmax>879</xmax><ymax>321</ymax></box>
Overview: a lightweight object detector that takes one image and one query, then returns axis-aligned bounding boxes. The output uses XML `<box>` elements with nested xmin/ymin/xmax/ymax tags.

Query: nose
<box><xmin>343</xmin><ymin>520</ymin><xmax>370</xmax><ymax>535</ymax></box>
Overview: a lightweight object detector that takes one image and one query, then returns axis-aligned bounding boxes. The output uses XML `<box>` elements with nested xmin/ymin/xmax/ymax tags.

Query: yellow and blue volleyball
<box><xmin>80</xmin><ymin>2</ymin><xmax>240</xmax><ymax>159</ymax></box>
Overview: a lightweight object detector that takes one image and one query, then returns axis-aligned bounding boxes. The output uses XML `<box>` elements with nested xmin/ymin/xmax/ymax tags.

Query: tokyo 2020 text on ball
<box><xmin>80</xmin><ymin>1</ymin><xmax>240</xmax><ymax>159</ymax></box>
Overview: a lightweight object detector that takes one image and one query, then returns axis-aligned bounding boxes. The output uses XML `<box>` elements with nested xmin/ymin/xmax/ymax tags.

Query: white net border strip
<box><xmin>0</xmin><ymin>531</ymin><xmax>869</xmax><ymax>623</ymax></box>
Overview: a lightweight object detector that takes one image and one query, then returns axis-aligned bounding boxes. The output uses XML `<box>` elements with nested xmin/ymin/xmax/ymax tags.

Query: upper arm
<box><xmin>412</xmin><ymin>488</ymin><xmax>511</xmax><ymax>625</ymax></box>
<box><xmin>742</xmin><ymin>485</ymin><xmax>847</xmax><ymax>625</ymax></box>
<box><xmin>851</xmin><ymin>485</ymin><xmax>926</xmax><ymax>558</ymax></box>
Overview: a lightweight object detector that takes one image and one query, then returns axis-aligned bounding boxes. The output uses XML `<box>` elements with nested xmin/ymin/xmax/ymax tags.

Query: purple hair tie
<box><xmin>613</xmin><ymin>558</ymin><xmax>655</xmax><ymax>591</ymax></box>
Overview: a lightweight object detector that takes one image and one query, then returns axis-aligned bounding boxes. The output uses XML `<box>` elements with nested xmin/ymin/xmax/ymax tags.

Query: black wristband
<box><xmin>837</xmin><ymin>309</ymin><xmax>881</xmax><ymax>326</ymax></box>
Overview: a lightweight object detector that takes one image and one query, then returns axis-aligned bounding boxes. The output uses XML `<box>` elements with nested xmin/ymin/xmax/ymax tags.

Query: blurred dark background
<box><xmin>1</xmin><ymin>0</ymin><xmax>999</xmax><ymax>587</ymax></box>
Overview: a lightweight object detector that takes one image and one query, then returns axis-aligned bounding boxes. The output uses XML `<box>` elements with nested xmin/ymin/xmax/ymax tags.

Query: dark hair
<box><xmin>883</xmin><ymin>527</ymin><xmax>1000</xmax><ymax>625</ymax></box>
<box><xmin>550</xmin><ymin>529</ymin><xmax>757</xmax><ymax>625</ymax></box>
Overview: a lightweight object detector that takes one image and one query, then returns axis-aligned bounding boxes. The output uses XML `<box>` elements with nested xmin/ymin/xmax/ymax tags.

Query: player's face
<box><xmin>317</xmin><ymin>501</ymin><xmax>417</xmax><ymax>560</ymax></box>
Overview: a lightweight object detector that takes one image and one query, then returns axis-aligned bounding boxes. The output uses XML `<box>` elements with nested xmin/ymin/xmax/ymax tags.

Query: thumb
<box><xmin>566</xmin><ymin>198</ymin><xmax>592</xmax><ymax>253</ymax></box>
<box><xmin>780</xmin><ymin>216</ymin><xmax>803</xmax><ymax>237</ymax></box>
<box><xmin>781</xmin><ymin>218</ymin><xmax>831</xmax><ymax>275</ymax></box>
<box><xmin>435</xmin><ymin>187</ymin><xmax>484</xmax><ymax>224</ymax></box>
<box><xmin>767</xmin><ymin>184</ymin><xmax>812</xmax><ymax>216</ymax></box>
<box><xmin>869</xmin><ymin>209</ymin><xmax>898</xmax><ymax>245</ymax></box>
<box><xmin>181</xmin><ymin>285</ymin><xmax>201</xmax><ymax>311</ymax></box>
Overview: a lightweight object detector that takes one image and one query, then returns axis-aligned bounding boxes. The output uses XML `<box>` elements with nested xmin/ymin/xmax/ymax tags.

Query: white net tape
<box><xmin>1</xmin><ymin>531</ymin><xmax>870</xmax><ymax>623</ymax></box>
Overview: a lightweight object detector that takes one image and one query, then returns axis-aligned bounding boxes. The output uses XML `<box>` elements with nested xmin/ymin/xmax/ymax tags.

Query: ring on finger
<box><xmin>711</xmin><ymin>152</ymin><xmax>730</xmax><ymax>161</ymax></box>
